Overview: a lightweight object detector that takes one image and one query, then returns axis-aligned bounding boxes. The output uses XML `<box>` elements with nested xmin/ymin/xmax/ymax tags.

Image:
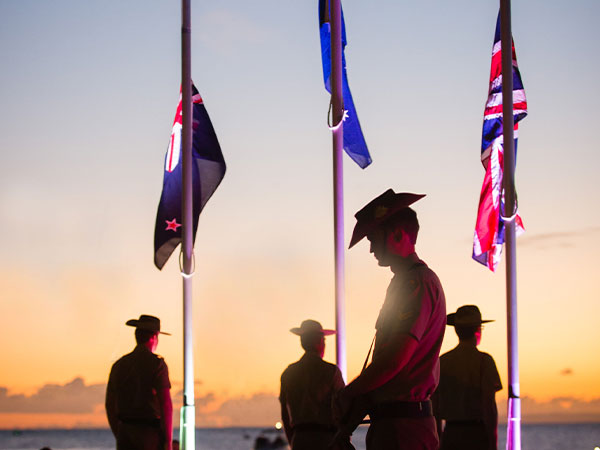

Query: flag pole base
<box><xmin>180</xmin><ymin>405</ymin><xmax>196</xmax><ymax>450</ymax></box>
<box><xmin>506</xmin><ymin>397</ymin><xmax>521</xmax><ymax>450</ymax></box>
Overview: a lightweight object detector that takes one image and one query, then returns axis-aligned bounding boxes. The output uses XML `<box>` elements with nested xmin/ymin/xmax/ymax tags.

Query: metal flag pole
<box><xmin>499</xmin><ymin>0</ymin><xmax>521</xmax><ymax>448</ymax></box>
<box><xmin>180</xmin><ymin>0</ymin><xmax>196</xmax><ymax>448</ymax></box>
<box><xmin>330</xmin><ymin>0</ymin><xmax>347</xmax><ymax>381</ymax></box>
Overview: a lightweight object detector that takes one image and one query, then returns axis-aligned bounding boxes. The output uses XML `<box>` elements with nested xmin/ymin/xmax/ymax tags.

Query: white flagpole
<box><xmin>499</xmin><ymin>0</ymin><xmax>521</xmax><ymax>449</ymax></box>
<box><xmin>330</xmin><ymin>0</ymin><xmax>347</xmax><ymax>381</ymax></box>
<box><xmin>180</xmin><ymin>0</ymin><xmax>196</xmax><ymax>448</ymax></box>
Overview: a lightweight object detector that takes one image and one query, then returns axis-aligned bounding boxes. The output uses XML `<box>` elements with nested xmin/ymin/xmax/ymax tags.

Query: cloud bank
<box><xmin>0</xmin><ymin>378</ymin><xmax>104</xmax><ymax>414</ymax></box>
<box><xmin>2</xmin><ymin>378</ymin><xmax>599</xmax><ymax>427</ymax></box>
<box><xmin>518</xmin><ymin>227</ymin><xmax>600</xmax><ymax>249</ymax></box>
<box><xmin>499</xmin><ymin>396</ymin><xmax>600</xmax><ymax>423</ymax></box>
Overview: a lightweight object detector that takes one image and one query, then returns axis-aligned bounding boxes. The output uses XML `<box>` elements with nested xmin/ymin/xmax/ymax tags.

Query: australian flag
<box><xmin>319</xmin><ymin>0</ymin><xmax>371</xmax><ymax>169</ymax></box>
<box><xmin>473</xmin><ymin>13</ymin><xmax>527</xmax><ymax>272</ymax></box>
<box><xmin>154</xmin><ymin>84</ymin><xmax>226</xmax><ymax>270</ymax></box>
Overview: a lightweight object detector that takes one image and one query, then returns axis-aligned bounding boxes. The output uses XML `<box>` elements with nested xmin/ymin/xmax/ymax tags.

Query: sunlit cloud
<box><xmin>498</xmin><ymin>396</ymin><xmax>600</xmax><ymax>423</ymax></box>
<box><xmin>196</xmin><ymin>392</ymin><xmax>279</xmax><ymax>427</ymax></box>
<box><xmin>0</xmin><ymin>378</ymin><xmax>104</xmax><ymax>414</ymax></box>
<box><xmin>2</xmin><ymin>376</ymin><xmax>600</xmax><ymax>427</ymax></box>
<box><xmin>518</xmin><ymin>227</ymin><xmax>600</xmax><ymax>249</ymax></box>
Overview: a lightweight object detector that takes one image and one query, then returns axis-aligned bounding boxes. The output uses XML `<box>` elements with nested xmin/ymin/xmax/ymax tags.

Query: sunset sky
<box><xmin>1</xmin><ymin>0</ymin><xmax>599</xmax><ymax>429</ymax></box>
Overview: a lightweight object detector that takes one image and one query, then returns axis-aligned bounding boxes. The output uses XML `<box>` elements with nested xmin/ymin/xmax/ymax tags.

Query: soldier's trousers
<box><xmin>366</xmin><ymin>416</ymin><xmax>439</xmax><ymax>450</ymax></box>
<box><xmin>116</xmin><ymin>422</ymin><xmax>163</xmax><ymax>450</ymax></box>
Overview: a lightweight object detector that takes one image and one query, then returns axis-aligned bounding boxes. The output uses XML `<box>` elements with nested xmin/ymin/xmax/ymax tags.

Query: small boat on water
<box><xmin>253</xmin><ymin>427</ymin><xmax>288</xmax><ymax>450</ymax></box>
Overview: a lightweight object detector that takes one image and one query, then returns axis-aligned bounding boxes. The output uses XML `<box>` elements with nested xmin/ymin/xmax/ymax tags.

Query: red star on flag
<box><xmin>165</xmin><ymin>218</ymin><xmax>181</xmax><ymax>232</ymax></box>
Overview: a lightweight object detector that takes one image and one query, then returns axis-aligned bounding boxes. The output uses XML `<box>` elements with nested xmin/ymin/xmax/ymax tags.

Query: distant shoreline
<box><xmin>2</xmin><ymin>422</ymin><xmax>600</xmax><ymax>431</ymax></box>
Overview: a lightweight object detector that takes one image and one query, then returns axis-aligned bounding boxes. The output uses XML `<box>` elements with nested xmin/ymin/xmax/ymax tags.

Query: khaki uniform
<box><xmin>280</xmin><ymin>352</ymin><xmax>345</xmax><ymax>450</ymax></box>
<box><xmin>366</xmin><ymin>254</ymin><xmax>446</xmax><ymax>450</ymax></box>
<box><xmin>106</xmin><ymin>345</ymin><xmax>171</xmax><ymax>450</ymax></box>
<box><xmin>434</xmin><ymin>343</ymin><xmax>502</xmax><ymax>450</ymax></box>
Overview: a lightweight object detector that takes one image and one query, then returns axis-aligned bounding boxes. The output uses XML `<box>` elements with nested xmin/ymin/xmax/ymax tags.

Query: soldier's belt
<box><xmin>119</xmin><ymin>417</ymin><xmax>161</xmax><ymax>428</ymax></box>
<box><xmin>293</xmin><ymin>423</ymin><xmax>337</xmax><ymax>433</ymax></box>
<box><xmin>368</xmin><ymin>400</ymin><xmax>432</xmax><ymax>420</ymax></box>
<box><xmin>445</xmin><ymin>419</ymin><xmax>484</xmax><ymax>426</ymax></box>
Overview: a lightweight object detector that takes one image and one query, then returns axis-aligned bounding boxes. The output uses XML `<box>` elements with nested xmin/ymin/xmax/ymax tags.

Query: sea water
<box><xmin>1</xmin><ymin>424</ymin><xmax>599</xmax><ymax>450</ymax></box>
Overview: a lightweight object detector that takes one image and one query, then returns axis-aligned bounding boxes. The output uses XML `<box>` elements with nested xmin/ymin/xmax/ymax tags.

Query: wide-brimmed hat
<box><xmin>349</xmin><ymin>189</ymin><xmax>426</xmax><ymax>248</ymax></box>
<box><xmin>290</xmin><ymin>319</ymin><xmax>335</xmax><ymax>336</ymax></box>
<box><xmin>447</xmin><ymin>305</ymin><xmax>494</xmax><ymax>327</ymax></box>
<box><xmin>126</xmin><ymin>314</ymin><xmax>171</xmax><ymax>335</ymax></box>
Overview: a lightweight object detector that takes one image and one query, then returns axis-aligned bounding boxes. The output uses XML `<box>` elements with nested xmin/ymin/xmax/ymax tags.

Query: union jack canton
<box><xmin>472</xmin><ymin>13</ymin><xmax>528</xmax><ymax>272</ymax></box>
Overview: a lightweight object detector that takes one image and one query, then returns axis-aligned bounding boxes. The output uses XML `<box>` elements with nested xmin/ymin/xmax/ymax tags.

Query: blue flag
<box><xmin>319</xmin><ymin>0</ymin><xmax>371</xmax><ymax>169</ymax></box>
<box><xmin>154</xmin><ymin>84</ymin><xmax>226</xmax><ymax>270</ymax></box>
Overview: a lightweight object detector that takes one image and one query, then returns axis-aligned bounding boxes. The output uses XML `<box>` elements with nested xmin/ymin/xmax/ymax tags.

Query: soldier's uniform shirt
<box><xmin>435</xmin><ymin>343</ymin><xmax>502</xmax><ymax>450</ymax></box>
<box><xmin>107</xmin><ymin>344</ymin><xmax>171</xmax><ymax>449</ymax></box>
<box><xmin>370</xmin><ymin>254</ymin><xmax>447</xmax><ymax>404</ymax></box>
<box><xmin>367</xmin><ymin>253</ymin><xmax>446</xmax><ymax>450</ymax></box>
<box><xmin>280</xmin><ymin>352</ymin><xmax>345</xmax><ymax>450</ymax></box>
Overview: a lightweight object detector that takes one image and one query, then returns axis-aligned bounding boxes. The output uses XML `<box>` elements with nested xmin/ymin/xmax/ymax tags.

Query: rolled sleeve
<box><xmin>155</xmin><ymin>359</ymin><xmax>171</xmax><ymax>390</ymax></box>
<box><xmin>377</xmin><ymin>275</ymin><xmax>431</xmax><ymax>342</ymax></box>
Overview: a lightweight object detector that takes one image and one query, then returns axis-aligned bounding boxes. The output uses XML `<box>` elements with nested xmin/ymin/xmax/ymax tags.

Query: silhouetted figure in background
<box><xmin>433</xmin><ymin>305</ymin><xmax>502</xmax><ymax>450</ymax></box>
<box><xmin>279</xmin><ymin>320</ymin><xmax>345</xmax><ymax>450</ymax></box>
<box><xmin>106</xmin><ymin>315</ymin><xmax>173</xmax><ymax>450</ymax></box>
<box><xmin>335</xmin><ymin>190</ymin><xmax>447</xmax><ymax>450</ymax></box>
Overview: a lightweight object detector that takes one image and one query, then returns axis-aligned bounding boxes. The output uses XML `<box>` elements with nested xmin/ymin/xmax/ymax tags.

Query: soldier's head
<box><xmin>447</xmin><ymin>305</ymin><xmax>493</xmax><ymax>346</ymax></box>
<box><xmin>135</xmin><ymin>328</ymin><xmax>159</xmax><ymax>350</ymax></box>
<box><xmin>290</xmin><ymin>320</ymin><xmax>335</xmax><ymax>359</ymax></box>
<box><xmin>350</xmin><ymin>190</ymin><xmax>424</xmax><ymax>267</ymax></box>
<box><xmin>126</xmin><ymin>314</ymin><xmax>170</xmax><ymax>352</ymax></box>
<box><xmin>454</xmin><ymin>325</ymin><xmax>482</xmax><ymax>345</ymax></box>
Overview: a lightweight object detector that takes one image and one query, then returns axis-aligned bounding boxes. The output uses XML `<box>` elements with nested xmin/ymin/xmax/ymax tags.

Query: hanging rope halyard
<box><xmin>179</xmin><ymin>250</ymin><xmax>195</xmax><ymax>278</ymax></box>
<box><xmin>327</xmin><ymin>99</ymin><xmax>346</xmax><ymax>131</ymax></box>
<box><xmin>500</xmin><ymin>196</ymin><xmax>519</xmax><ymax>222</ymax></box>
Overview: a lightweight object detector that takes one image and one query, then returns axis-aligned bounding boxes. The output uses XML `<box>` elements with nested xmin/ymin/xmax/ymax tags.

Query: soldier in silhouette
<box><xmin>335</xmin><ymin>190</ymin><xmax>447</xmax><ymax>450</ymax></box>
<box><xmin>106</xmin><ymin>315</ymin><xmax>173</xmax><ymax>450</ymax></box>
<box><xmin>433</xmin><ymin>305</ymin><xmax>502</xmax><ymax>450</ymax></box>
<box><xmin>280</xmin><ymin>319</ymin><xmax>345</xmax><ymax>450</ymax></box>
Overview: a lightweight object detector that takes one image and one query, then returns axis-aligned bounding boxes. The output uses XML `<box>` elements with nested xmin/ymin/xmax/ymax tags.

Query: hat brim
<box><xmin>290</xmin><ymin>327</ymin><xmax>336</xmax><ymax>336</ymax></box>
<box><xmin>446</xmin><ymin>314</ymin><xmax>494</xmax><ymax>327</ymax></box>
<box><xmin>126</xmin><ymin>319</ymin><xmax>171</xmax><ymax>335</ymax></box>
<box><xmin>349</xmin><ymin>192</ymin><xmax>425</xmax><ymax>249</ymax></box>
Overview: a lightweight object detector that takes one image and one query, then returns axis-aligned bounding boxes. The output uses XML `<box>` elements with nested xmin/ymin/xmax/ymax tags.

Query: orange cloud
<box><xmin>3</xmin><ymin>378</ymin><xmax>600</xmax><ymax>429</ymax></box>
<box><xmin>498</xmin><ymin>396</ymin><xmax>600</xmax><ymax>423</ymax></box>
<box><xmin>0</xmin><ymin>378</ymin><xmax>104</xmax><ymax>414</ymax></box>
<box><xmin>195</xmin><ymin>392</ymin><xmax>280</xmax><ymax>427</ymax></box>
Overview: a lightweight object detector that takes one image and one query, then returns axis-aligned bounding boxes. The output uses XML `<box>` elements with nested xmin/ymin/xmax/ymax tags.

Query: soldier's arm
<box><xmin>279</xmin><ymin>379</ymin><xmax>293</xmax><ymax>444</ymax></box>
<box><xmin>105</xmin><ymin>371</ymin><xmax>119</xmax><ymax>438</ymax></box>
<box><xmin>481</xmin><ymin>355</ymin><xmax>501</xmax><ymax>450</ymax></box>
<box><xmin>158</xmin><ymin>387</ymin><xmax>173</xmax><ymax>450</ymax></box>
<box><xmin>431</xmin><ymin>388</ymin><xmax>444</xmax><ymax>439</ymax></box>
<box><xmin>280</xmin><ymin>401</ymin><xmax>293</xmax><ymax>444</ymax></box>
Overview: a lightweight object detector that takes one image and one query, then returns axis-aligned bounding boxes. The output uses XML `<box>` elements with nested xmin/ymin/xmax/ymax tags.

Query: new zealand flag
<box><xmin>319</xmin><ymin>0</ymin><xmax>371</xmax><ymax>169</ymax></box>
<box><xmin>154</xmin><ymin>84</ymin><xmax>226</xmax><ymax>270</ymax></box>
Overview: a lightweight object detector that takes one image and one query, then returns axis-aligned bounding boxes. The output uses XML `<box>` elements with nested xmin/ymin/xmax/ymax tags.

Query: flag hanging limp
<box><xmin>318</xmin><ymin>0</ymin><xmax>371</xmax><ymax>169</ymax></box>
<box><xmin>154</xmin><ymin>84</ymin><xmax>226</xmax><ymax>270</ymax></box>
<box><xmin>472</xmin><ymin>13</ymin><xmax>528</xmax><ymax>272</ymax></box>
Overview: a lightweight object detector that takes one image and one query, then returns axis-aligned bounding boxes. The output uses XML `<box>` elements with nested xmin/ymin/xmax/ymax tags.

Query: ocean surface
<box><xmin>1</xmin><ymin>424</ymin><xmax>599</xmax><ymax>450</ymax></box>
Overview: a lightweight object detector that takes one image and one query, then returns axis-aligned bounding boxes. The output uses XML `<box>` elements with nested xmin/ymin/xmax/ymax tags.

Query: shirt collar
<box><xmin>134</xmin><ymin>344</ymin><xmax>152</xmax><ymax>354</ymax></box>
<box><xmin>390</xmin><ymin>252</ymin><xmax>423</xmax><ymax>274</ymax></box>
<box><xmin>300</xmin><ymin>351</ymin><xmax>322</xmax><ymax>361</ymax></box>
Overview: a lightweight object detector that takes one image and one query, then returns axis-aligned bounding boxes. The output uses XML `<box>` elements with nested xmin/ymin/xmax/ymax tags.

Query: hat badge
<box><xmin>375</xmin><ymin>205</ymin><xmax>389</xmax><ymax>219</ymax></box>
